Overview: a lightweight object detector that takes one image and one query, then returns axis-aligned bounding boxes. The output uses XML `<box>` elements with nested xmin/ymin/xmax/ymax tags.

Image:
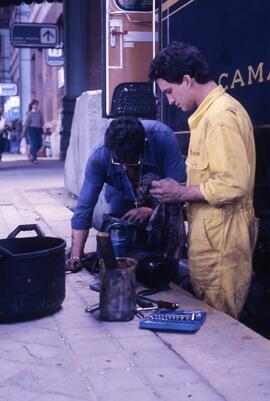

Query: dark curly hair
<box><xmin>149</xmin><ymin>42</ymin><xmax>214</xmax><ymax>84</ymax></box>
<box><xmin>28</xmin><ymin>99</ymin><xmax>39</xmax><ymax>112</ymax></box>
<box><xmin>105</xmin><ymin>116</ymin><xmax>145</xmax><ymax>164</ymax></box>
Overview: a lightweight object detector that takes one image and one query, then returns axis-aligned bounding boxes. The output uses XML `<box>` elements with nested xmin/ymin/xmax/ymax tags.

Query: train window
<box><xmin>114</xmin><ymin>0</ymin><xmax>153</xmax><ymax>12</ymax></box>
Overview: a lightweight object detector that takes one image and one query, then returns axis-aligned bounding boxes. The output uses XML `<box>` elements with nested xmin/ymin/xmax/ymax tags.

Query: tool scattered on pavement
<box><xmin>139</xmin><ymin>310</ymin><xmax>207</xmax><ymax>332</ymax></box>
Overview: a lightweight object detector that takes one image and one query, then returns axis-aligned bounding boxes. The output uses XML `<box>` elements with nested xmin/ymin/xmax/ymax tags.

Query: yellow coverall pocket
<box><xmin>203</xmin><ymin>215</ymin><xmax>224</xmax><ymax>252</ymax></box>
<box><xmin>186</xmin><ymin>156</ymin><xmax>209</xmax><ymax>186</ymax></box>
<box><xmin>188</xmin><ymin>211</ymin><xmax>223</xmax><ymax>256</ymax></box>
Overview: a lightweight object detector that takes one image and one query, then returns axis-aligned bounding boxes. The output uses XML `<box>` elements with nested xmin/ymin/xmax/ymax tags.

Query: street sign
<box><xmin>45</xmin><ymin>48</ymin><xmax>64</xmax><ymax>66</ymax></box>
<box><xmin>0</xmin><ymin>83</ymin><xmax>18</xmax><ymax>96</ymax></box>
<box><xmin>11</xmin><ymin>23</ymin><xmax>59</xmax><ymax>48</ymax></box>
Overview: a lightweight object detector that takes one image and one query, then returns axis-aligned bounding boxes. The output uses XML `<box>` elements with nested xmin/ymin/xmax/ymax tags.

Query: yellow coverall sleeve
<box><xmin>199</xmin><ymin>117</ymin><xmax>250</xmax><ymax>206</ymax></box>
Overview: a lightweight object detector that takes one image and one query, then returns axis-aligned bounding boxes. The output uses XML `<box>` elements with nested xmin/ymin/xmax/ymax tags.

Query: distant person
<box><xmin>66</xmin><ymin>116</ymin><xmax>187</xmax><ymax>272</ymax></box>
<box><xmin>10</xmin><ymin>119</ymin><xmax>21</xmax><ymax>154</ymax></box>
<box><xmin>22</xmin><ymin>100</ymin><xmax>44</xmax><ymax>164</ymax></box>
<box><xmin>0</xmin><ymin>111</ymin><xmax>6</xmax><ymax>161</ymax></box>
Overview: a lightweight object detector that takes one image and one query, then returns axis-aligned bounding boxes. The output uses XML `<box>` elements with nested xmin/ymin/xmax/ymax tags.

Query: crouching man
<box><xmin>66</xmin><ymin>116</ymin><xmax>186</xmax><ymax>272</ymax></box>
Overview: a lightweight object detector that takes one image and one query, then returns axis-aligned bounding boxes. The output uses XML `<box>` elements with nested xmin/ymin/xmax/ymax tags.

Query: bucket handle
<box><xmin>7</xmin><ymin>224</ymin><xmax>45</xmax><ymax>239</ymax></box>
<box><xmin>0</xmin><ymin>246</ymin><xmax>12</xmax><ymax>257</ymax></box>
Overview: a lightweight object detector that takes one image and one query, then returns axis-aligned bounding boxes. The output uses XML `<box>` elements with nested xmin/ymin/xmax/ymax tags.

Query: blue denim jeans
<box><xmin>27</xmin><ymin>127</ymin><xmax>43</xmax><ymax>161</ymax></box>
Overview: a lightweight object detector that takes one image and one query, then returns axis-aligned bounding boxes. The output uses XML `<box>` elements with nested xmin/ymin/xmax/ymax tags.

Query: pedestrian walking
<box><xmin>10</xmin><ymin>119</ymin><xmax>21</xmax><ymax>154</ymax></box>
<box><xmin>0</xmin><ymin>111</ymin><xmax>6</xmax><ymax>161</ymax></box>
<box><xmin>22</xmin><ymin>100</ymin><xmax>44</xmax><ymax>164</ymax></box>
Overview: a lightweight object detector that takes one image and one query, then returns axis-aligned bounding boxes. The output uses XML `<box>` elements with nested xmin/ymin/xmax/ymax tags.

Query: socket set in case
<box><xmin>139</xmin><ymin>310</ymin><xmax>207</xmax><ymax>333</ymax></box>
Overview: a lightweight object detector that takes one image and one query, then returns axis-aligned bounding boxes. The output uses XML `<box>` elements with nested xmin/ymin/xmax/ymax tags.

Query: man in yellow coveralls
<box><xmin>148</xmin><ymin>42</ymin><xmax>258</xmax><ymax>318</ymax></box>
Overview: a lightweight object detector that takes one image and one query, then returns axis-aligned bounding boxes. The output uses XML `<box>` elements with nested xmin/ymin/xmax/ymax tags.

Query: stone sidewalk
<box><xmin>0</xmin><ymin>155</ymin><xmax>269</xmax><ymax>401</ymax></box>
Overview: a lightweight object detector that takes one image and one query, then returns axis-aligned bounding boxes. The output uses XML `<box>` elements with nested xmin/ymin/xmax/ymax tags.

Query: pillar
<box><xmin>60</xmin><ymin>0</ymin><xmax>89</xmax><ymax>160</ymax></box>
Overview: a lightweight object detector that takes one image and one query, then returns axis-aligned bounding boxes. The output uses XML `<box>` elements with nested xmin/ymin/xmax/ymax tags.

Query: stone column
<box><xmin>18</xmin><ymin>4</ymin><xmax>31</xmax><ymax>120</ymax></box>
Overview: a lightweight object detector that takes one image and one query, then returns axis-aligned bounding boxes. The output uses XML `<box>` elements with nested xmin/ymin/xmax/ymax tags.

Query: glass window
<box><xmin>114</xmin><ymin>0</ymin><xmax>153</xmax><ymax>12</ymax></box>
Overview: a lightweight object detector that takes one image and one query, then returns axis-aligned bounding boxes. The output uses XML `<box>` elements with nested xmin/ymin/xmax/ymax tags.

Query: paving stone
<box><xmin>117</xmin><ymin>333</ymin><xmax>170</xmax><ymax>353</ymax></box>
<box><xmin>128</xmin><ymin>346</ymin><xmax>186</xmax><ymax>369</ymax></box>
<box><xmin>88</xmin><ymin>368</ymin><xmax>146</xmax><ymax>394</ymax></box>
<box><xmin>101</xmin><ymin>319</ymin><xmax>153</xmax><ymax>339</ymax></box>
<box><xmin>0</xmin><ymin>205</ymin><xmax>25</xmax><ymax>231</ymax></box>
<box><xmin>0</xmin><ymin>339</ymin><xmax>68</xmax><ymax>366</ymax></box>
<box><xmin>0</xmin><ymin>220</ymin><xmax>11</xmax><ymax>238</ymax></box>
<box><xmin>0</xmin><ymin>385</ymin><xmax>40</xmax><ymax>401</ymax></box>
<box><xmin>0</xmin><ymin>325</ymin><xmax>63</xmax><ymax>347</ymax></box>
<box><xmin>34</xmin><ymin>205</ymin><xmax>72</xmax><ymax>222</ymax></box>
<box><xmin>64</xmin><ymin>325</ymin><xmax>113</xmax><ymax>341</ymax></box>
<box><xmin>23</xmin><ymin>191</ymin><xmax>62</xmax><ymax>205</ymax></box>
<box><xmin>68</xmin><ymin>338</ymin><xmax>122</xmax><ymax>361</ymax></box>
<box><xmin>79</xmin><ymin>351</ymin><xmax>133</xmax><ymax>371</ymax></box>
<box><xmin>140</xmin><ymin>365</ymin><xmax>202</xmax><ymax>386</ymax></box>
<box><xmin>32</xmin><ymin>316</ymin><xmax>58</xmax><ymax>329</ymax></box>
<box><xmin>97</xmin><ymin>388</ymin><xmax>161</xmax><ymax>401</ymax></box>
<box><xmin>52</xmin><ymin>312</ymin><xmax>95</xmax><ymax>330</ymax></box>
<box><xmin>155</xmin><ymin>382</ymin><xmax>227</xmax><ymax>401</ymax></box>
<box><xmin>31</xmin><ymin>393</ymin><xmax>91</xmax><ymax>401</ymax></box>
<box><xmin>45</xmin><ymin>220</ymin><xmax>71</xmax><ymax>238</ymax></box>
<box><xmin>0</xmin><ymin>316</ymin><xmax>56</xmax><ymax>332</ymax></box>
<box><xmin>0</xmin><ymin>360</ymin><xmax>26</xmax><ymax>383</ymax></box>
<box><xmin>4</xmin><ymin>364</ymin><xmax>75</xmax><ymax>393</ymax></box>
<box><xmin>43</xmin><ymin>373</ymin><xmax>96</xmax><ymax>400</ymax></box>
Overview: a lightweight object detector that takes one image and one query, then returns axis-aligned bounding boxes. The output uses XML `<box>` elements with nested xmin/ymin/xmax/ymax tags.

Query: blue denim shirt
<box><xmin>71</xmin><ymin>120</ymin><xmax>186</xmax><ymax>229</ymax></box>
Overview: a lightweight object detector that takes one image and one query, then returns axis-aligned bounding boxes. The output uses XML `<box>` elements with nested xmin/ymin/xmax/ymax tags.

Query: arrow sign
<box><xmin>41</xmin><ymin>27</ymin><xmax>57</xmax><ymax>44</ymax></box>
<box><xmin>11</xmin><ymin>23</ymin><xmax>59</xmax><ymax>48</ymax></box>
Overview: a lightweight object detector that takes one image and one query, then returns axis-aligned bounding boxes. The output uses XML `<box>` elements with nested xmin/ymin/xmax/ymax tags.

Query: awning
<box><xmin>0</xmin><ymin>0</ymin><xmax>62</xmax><ymax>7</ymax></box>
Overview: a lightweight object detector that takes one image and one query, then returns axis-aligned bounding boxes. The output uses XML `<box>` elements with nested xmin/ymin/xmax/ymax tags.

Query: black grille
<box><xmin>111</xmin><ymin>82</ymin><xmax>157</xmax><ymax>119</ymax></box>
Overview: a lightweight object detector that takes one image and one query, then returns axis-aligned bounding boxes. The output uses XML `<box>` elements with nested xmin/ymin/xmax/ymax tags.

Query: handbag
<box><xmin>19</xmin><ymin>137</ymin><xmax>28</xmax><ymax>155</ymax></box>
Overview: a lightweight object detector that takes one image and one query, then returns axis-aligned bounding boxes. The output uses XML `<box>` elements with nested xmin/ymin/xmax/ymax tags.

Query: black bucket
<box><xmin>0</xmin><ymin>224</ymin><xmax>66</xmax><ymax>322</ymax></box>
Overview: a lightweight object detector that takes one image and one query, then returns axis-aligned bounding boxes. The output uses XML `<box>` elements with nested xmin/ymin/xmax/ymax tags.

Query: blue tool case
<box><xmin>139</xmin><ymin>310</ymin><xmax>207</xmax><ymax>333</ymax></box>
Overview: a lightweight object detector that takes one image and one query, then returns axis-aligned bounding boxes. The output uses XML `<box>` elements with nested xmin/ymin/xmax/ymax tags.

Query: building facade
<box><xmin>1</xmin><ymin>0</ymin><xmax>102</xmax><ymax>157</ymax></box>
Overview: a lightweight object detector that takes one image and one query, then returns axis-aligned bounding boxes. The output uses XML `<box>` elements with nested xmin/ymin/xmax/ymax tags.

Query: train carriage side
<box><xmin>161</xmin><ymin>0</ymin><xmax>270</xmax><ymax>337</ymax></box>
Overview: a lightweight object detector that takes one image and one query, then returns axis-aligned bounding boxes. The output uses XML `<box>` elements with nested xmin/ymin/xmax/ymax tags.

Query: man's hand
<box><xmin>65</xmin><ymin>229</ymin><xmax>89</xmax><ymax>273</ymax></box>
<box><xmin>150</xmin><ymin>178</ymin><xmax>205</xmax><ymax>203</ymax></box>
<box><xmin>122</xmin><ymin>207</ymin><xmax>153</xmax><ymax>223</ymax></box>
<box><xmin>65</xmin><ymin>256</ymin><xmax>82</xmax><ymax>273</ymax></box>
<box><xmin>150</xmin><ymin>178</ymin><xmax>185</xmax><ymax>203</ymax></box>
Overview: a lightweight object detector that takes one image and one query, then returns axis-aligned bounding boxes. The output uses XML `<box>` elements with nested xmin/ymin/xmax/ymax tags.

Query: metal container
<box><xmin>99</xmin><ymin>257</ymin><xmax>137</xmax><ymax>321</ymax></box>
<box><xmin>108</xmin><ymin>220</ymin><xmax>148</xmax><ymax>257</ymax></box>
<box><xmin>109</xmin><ymin>222</ymin><xmax>129</xmax><ymax>257</ymax></box>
